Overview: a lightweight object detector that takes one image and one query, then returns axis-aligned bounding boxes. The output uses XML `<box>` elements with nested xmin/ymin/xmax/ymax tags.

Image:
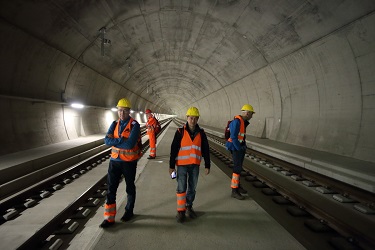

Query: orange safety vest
<box><xmin>175</xmin><ymin>126</ymin><xmax>202</xmax><ymax>166</ymax></box>
<box><xmin>146</xmin><ymin>116</ymin><xmax>157</xmax><ymax>134</ymax></box>
<box><xmin>110</xmin><ymin>118</ymin><xmax>142</xmax><ymax>161</ymax></box>
<box><xmin>228</xmin><ymin>115</ymin><xmax>246</xmax><ymax>143</ymax></box>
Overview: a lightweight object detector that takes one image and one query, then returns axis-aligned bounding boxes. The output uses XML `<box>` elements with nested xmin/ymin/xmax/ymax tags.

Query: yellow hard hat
<box><xmin>186</xmin><ymin>107</ymin><xmax>200</xmax><ymax>117</ymax></box>
<box><xmin>117</xmin><ymin>98</ymin><xmax>131</xmax><ymax>108</ymax></box>
<box><xmin>241</xmin><ymin>104</ymin><xmax>255</xmax><ymax>113</ymax></box>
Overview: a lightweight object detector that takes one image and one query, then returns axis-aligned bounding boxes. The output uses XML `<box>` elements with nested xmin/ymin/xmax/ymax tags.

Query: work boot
<box><xmin>147</xmin><ymin>155</ymin><xmax>156</xmax><ymax>159</ymax></box>
<box><xmin>99</xmin><ymin>220</ymin><xmax>114</xmax><ymax>228</ymax></box>
<box><xmin>120</xmin><ymin>210</ymin><xmax>134</xmax><ymax>222</ymax></box>
<box><xmin>231</xmin><ymin>189</ymin><xmax>245</xmax><ymax>200</ymax></box>
<box><xmin>238</xmin><ymin>185</ymin><xmax>248</xmax><ymax>194</ymax></box>
<box><xmin>186</xmin><ymin>206</ymin><xmax>197</xmax><ymax>219</ymax></box>
<box><xmin>176</xmin><ymin>211</ymin><xmax>186</xmax><ymax>223</ymax></box>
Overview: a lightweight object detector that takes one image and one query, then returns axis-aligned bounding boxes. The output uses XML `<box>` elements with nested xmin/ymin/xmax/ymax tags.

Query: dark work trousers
<box><xmin>231</xmin><ymin>147</ymin><xmax>246</xmax><ymax>174</ymax></box>
<box><xmin>106</xmin><ymin>159</ymin><xmax>137</xmax><ymax>213</ymax></box>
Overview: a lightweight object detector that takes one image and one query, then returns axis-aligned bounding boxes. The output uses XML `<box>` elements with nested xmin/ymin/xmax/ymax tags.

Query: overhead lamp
<box><xmin>111</xmin><ymin>108</ymin><xmax>118</xmax><ymax>112</ymax></box>
<box><xmin>71</xmin><ymin>103</ymin><xmax>84</xmax><ymax>109</ymax></box>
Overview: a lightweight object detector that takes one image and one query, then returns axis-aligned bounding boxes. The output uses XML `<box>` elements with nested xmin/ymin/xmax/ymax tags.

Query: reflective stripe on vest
<box><xmin>104</xmin><ymin>203</ymin><xmax>116</xmax><ymax>222</ymax></box>
<box><xmin>176</xmin><ymin>192</ymin><xmax>187</xmax><ymax>211</ymax></box>
<box><xmin>231</xmin><ymin>173</ymin><xmax>240</xmax><ymax>189</ymax></box>
<box><xmin>175</xmin><ymin>127</ymin><xmax>202</xmax><ymax>166</ymax></box>
<box><xmin>228</xmin><ymin>115</ymin><xmax>245</xmax><ymax>143</ymax></box>
<box><xmin>110</xmin><ymin>118</ymin><xmax>142</xmax><ymax>161</ymax></box>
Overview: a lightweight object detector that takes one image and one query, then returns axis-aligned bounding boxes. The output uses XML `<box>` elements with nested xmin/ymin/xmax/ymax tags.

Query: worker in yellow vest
<box><xmin>100</xmin><ymin>98</ymin><xmax>142</xmax><ymax>228</ymax></box>
<box><xmin>169</xmin><ymin>107</ymin><xmax>211</xmax><ymax>223</ymax></box>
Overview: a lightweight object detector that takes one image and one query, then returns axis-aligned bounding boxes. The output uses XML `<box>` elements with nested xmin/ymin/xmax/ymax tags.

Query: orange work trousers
<box><xmin>148</xmin><ymin>132</ymin><xmax>157</xmax><ymax>157</ymax></box>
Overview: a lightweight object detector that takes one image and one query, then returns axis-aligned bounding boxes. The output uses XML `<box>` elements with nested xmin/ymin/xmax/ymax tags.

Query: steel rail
<box><xmin>207</xmin><ymin>133</ymin><xmax>375</xmax><ymax>250</ymax></box>
<box><xmin>12</xmin><ymin>119</ymin><xmax>171</xmax><ymax>249</ymax></box>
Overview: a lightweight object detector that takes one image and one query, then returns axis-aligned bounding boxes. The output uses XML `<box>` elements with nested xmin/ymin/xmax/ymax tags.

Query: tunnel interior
<box><xmin>0</xmin><ymin>0</ymin><xmax>374</xmax><ymax>164</ymax></box>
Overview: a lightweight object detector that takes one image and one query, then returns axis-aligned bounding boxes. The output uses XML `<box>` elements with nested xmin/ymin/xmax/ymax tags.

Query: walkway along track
<box><xmin>207</xmin><ymin>132</ymin><xmax>375</xmax><ymax>250</ymax></box>
<box><xmin>0</xmin><ymin>119</ymin><xmax>171</xmax><ymax>250</ymax></box>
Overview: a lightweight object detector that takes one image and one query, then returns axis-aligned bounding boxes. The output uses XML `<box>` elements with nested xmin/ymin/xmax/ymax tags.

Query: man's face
<box><xmin>243</xmin><ymin>111</ymin><xmax>254</xmax><ymax>121</ymax></box>
<box><xmin>187</xmin><ymin>116</ymin><xmax>199</xmax><ymax>127</ymax></box>
<box><xmin>147</xmin><ymin>113</ymin><xmax>152</xmax><ymax>119</ymax></box>
<box><xmin>118</xmin><ymin>107</ymin><xmax>131</xmax><ymax>120</ymax></box>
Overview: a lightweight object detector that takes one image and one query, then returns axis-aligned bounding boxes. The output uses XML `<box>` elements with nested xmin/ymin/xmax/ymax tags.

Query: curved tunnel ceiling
<box><xmin>2</xmin><ymin>0</ymin><xmax>372</xmax><ymax>113</ymax></box>
<box><xmin>1</xmin><ymin>1</ymin><xmax>375</xmax><ymax>162</ymax></box>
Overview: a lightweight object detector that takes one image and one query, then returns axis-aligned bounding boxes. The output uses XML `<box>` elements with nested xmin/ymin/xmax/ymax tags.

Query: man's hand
<box><xmin>169</xmin><ymin>168</ymin><xmax>175</xmax><ymax>175</ymax></box>
<box><xmin>205</xmin><ymin>168</ymin><xmax>210</xmax><ymax>175</ymax></box>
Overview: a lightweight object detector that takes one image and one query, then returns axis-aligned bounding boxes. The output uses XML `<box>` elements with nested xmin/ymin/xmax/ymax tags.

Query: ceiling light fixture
<box><xmin>71</xmin><ymin>103</ymin><xmax>84</xmax><ymax>109</ymax></box>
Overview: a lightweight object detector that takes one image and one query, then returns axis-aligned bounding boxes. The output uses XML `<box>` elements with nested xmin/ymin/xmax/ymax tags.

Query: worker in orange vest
<box><xmin>169</xmin><ymin>107</ymin><xmax>211</xmax><ymax>223</ymax></box>
<box><xmin>145</xmin><ymin>109</ymin><xmax>157</xmax><ymax>159</ymax></box>
<box><xmin>100</xmin><ymin>98</ymin><xmax>142</xmax><ymax>228</ymax></box>
<box><xmin>226</xmin><ymin>104</ymin><xmax>255</xmax><ymax>200</ymax></box>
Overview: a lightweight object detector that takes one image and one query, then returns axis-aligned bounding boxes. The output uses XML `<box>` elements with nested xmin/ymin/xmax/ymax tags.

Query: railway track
<box><xmin>0</xmin><ymin>119</ymin><xmax>171</xmax><ymax>249</ymax></box>
<box><xmin>3</xmin><ymin>118</ymin><xmax>374</xmax><ymax>249</ymax></box>
<box><xmin>207</xmin><ymin>132</ymin><xmax>375</xmax><ymax>250</ymax></box>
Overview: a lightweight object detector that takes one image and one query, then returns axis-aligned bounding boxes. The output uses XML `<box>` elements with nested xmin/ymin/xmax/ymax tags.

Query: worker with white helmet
<box><xmin>169</xmin><ymin>107</ymin><xmax>211</xmax><ymax>223</ymax></box>
<box><xmin>226</xmin><ymin>104</ymin><xmax>255</xmax><ymax>200</ymax></box>
<box><xmin>100</xmin><ymin>98</ymin><xmax>142</xmax><ymax>228</ymax></box>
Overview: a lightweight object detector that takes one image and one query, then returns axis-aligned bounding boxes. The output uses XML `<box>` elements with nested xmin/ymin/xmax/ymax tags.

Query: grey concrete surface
<box><xmin>69</xmin><ymin>123</ymin><xmax>305</xmax><ymax>250</ymax></box>
<box><xmin>0</xmin><ymin>121</ymin><xmax>371</xmax><ymax>249</ymax></box>
<box><xmin>0</xmin><ymin>134</ymin><xmax>105</xmax><ymax>185</ymax></box>
<box><xmin>0</xmin><ymin>2</ymin><xmax>374</xmax><ymax>180</ymax></box>
<box><xmin>203</xmin><ymin>124</ymin><xmax>375</xmax><ymax>193</ymax></box>
<box><xmin>0</xmin><ymin>155</ymin><xmax>109</xmax><ymax>250</ymax></box>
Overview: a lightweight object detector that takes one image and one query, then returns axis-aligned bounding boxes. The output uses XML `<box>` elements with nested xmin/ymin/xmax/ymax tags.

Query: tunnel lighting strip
<box><xmin>0</xmin><ymin>94</ymin><xmax>140</xmax><ymax>112</ymax></box>
<box><xmin>71</xmin><ymin>103</ymin><xmax>84</xmax><ymax>109</ymax></box>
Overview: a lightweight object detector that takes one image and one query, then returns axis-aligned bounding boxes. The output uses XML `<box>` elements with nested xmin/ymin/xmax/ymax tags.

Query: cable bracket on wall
<box><xmin>99</xmin><ymin>27</ymin><xmax>111</xmax><ymax>56</ymax></box>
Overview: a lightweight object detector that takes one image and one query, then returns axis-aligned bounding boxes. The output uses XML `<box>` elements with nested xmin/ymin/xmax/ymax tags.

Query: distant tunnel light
<box><xmin>135</xmin><ymin>113</ymin><xmax>141</xmax><ymax>121</ymax></box>
<box><xmin>111</xmin><ymin>108</ymin><xmax>118</xmax><ymax>112</ymax></box>
<box><xmin>105</xmin><ymin>110</ymin><xmax>115</xmax><ymax>126</ymax></box>
<box><xmin>71</xmin><ymin>103</ymin><xmax>84</xmax><ymax>109</ymax></box>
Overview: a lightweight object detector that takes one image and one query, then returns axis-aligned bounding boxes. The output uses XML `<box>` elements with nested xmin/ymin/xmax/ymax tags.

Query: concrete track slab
<box><xmin>202</xmin><ymin>124</ymin><xmax>375</xmax><ymax>193</ymax></box>
<box><xmin>0</xmin><ymin>159</ymin><xmax>109</xmax><ymax>249</ymax></box>
<box><xmin>0</xmin><ymin>134</ymin><xmax>105</xmax><ymax>172</ymax></box>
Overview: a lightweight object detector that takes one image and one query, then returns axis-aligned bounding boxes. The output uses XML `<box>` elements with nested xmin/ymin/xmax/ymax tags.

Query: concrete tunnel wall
<box><xmin>0</xmin><ymin>1</ymin><xmax>374</xmax><ymax>164</ymax></box>
<box><xmin>192</xmin><ymin>14</ymin><xmax>375</xmax><ymax>162</ymax></box>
